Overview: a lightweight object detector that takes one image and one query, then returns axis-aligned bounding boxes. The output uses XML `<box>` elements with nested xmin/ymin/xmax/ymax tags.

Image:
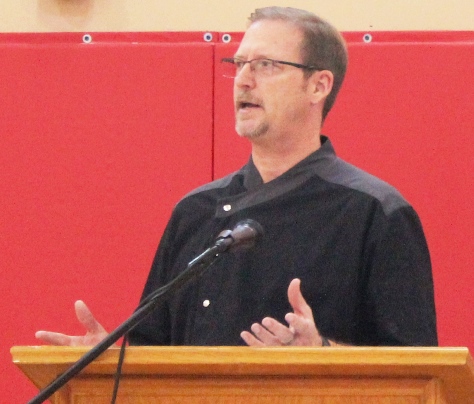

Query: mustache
<box><xmin>235</xmin><ymin>92</ymin><xmax>262</xmax><ymax>106</ymax></box>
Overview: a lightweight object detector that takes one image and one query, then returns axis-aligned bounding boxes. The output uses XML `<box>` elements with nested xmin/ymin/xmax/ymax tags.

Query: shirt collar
<box><xmin>242</xmin><ymin>136</ymin><xmax>335</xmax><ymax>191</ymax></box>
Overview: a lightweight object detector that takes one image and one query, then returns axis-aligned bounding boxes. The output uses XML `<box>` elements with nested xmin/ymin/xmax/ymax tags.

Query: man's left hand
<box><xmin>240</xmin><ymin>278</ymin><xmax>326</xmax><ymax>346</ymax></box>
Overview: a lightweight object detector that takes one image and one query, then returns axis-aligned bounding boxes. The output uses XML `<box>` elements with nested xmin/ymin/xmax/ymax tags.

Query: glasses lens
<box><xmin>221</xmin><ymin>59</ymin><xmax>237</xmax><ymax>78</ymax></box>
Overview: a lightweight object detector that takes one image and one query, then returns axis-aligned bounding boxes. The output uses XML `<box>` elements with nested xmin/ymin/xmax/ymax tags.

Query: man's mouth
<box><xmin>238</xmin><ymin>101</ymin><xmax>261</xmax><ymax>110</ymax></box>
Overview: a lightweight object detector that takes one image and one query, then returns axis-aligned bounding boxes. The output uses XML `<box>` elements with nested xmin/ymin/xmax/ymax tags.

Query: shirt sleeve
<box><xmin>366</xmin><ymin>205</ymin><xmax>438</xmax><ymax>346</ymax></box>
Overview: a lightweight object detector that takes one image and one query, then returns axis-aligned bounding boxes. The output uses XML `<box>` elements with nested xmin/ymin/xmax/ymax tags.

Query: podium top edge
<box><xmin>11</xmin><ymin>345</ymin><xmax>472</xmax><ymax>366</ymax></box>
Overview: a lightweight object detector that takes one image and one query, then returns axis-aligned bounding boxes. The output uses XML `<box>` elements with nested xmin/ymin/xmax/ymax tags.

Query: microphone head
<box><xmin>229</xmin><ymin>219</ymin><xmax>264</xmax><ymax>251</ymax></box>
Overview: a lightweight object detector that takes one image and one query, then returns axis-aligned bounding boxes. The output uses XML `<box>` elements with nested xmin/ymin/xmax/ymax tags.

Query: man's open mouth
<box><xmin>239</xmin><ymin>101</ymin><xmax>261</xmax><ymax>109</ymax></box>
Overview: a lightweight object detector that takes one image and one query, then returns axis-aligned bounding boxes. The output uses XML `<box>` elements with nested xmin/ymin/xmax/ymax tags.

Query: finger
<box><xmin>35</xmin><ymin>331</ymin><xmax>72</xmax><ymax>346</ymax></box>
<box><xmin>261</xmin><ymin>317</ymin><xmax>294</xmax><ymax>344</ymax></box>
<box><xmin>285</xmin><ymin>312</ymin><xmax>316</xmax><ymax>336</ymax></box>
<box><xmin>284</xmin><ymin>312</ymin><xmax>320</xmax><ymax>346</ymax></box>
<box><xmin>75</xmin><ymin>300</ymin><xmax>105</xmax><ymax>334</ymax></box>
<box><xmin>248</xmin><ymin>322</ymin><xmax>287</xmax><ymax>346</ymax></box>
<box><xmin>240</xmin><ymin>330</ymin><xmax>265</xmax><ymax>346</ymax></box>
<box><xmin>287</xmin><ymin>278</ymin><xmax>313</xmax><ymax>319</ymax></box>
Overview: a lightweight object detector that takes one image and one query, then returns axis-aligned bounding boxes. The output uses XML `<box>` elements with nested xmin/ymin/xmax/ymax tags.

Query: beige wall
<box><xmin>1</xmin><ymin>0</ymin><xmax>473</xmax><ymax>33</ymax></box>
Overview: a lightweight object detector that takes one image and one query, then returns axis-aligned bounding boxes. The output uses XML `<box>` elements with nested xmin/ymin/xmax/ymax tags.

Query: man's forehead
<box><xmin>236</xmin><ymin>19</ymin><xmax>303</xmax><ymax>58</ymax></box>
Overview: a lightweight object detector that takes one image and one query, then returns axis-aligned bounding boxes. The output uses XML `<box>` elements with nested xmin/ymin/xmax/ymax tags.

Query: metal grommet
<box><xmin>203</xmin><ymin>32</ymin><xmax>213</xmax><ymax>42</ymax></box>
<box><xmin>221</xmin><ymin>33</ymin><xmax>232</xmax><ymax>43</ymax></box>
<box><xmin>363</xmin><ymin>33</ymin><xmax>372</xmax><ymax>43</ymax></box>
<box><xmin>82</xmin><ymin>34</ymin><xmax>92</xmax><ymax>44</ymax></box>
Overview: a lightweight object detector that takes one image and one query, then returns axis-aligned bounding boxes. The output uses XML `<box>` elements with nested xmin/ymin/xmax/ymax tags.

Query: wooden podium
<box><xmin>11</xmin><ymin>346</ymin><xmax>474</xmax><ymax>403</ymax></box>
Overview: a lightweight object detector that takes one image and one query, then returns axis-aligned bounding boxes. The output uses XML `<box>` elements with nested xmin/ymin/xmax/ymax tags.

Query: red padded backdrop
<box><xmin>0</xmin><ymin>33</ymin><xmax>214</xmax><ymax>403</ymax></box>
<box><xmin>1</xmin><ymin>31</ymin><xmax>473</xmax><ymax>403</ymax></box>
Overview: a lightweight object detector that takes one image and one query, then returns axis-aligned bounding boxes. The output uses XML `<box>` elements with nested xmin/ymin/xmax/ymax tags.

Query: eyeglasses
<box><xmin>221</xmin><ymin>57</ymin><xmax>323</xmax><ymax>78</ymax></box>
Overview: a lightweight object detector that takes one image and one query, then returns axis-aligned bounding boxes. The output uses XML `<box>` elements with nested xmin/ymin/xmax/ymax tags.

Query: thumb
<box><xmin>75</xmin><ymin>300</ymin><xmax>105</xmax><ymax>334</ymax></box>
<box><xmin>287</xmin><ymin>278</ymin><xmax>313</xmax><ymax>319</ymax></box>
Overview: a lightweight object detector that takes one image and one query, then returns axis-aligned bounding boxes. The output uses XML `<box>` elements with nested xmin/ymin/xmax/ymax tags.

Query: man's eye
<box><xmin>235</xmin><ymin>61</ymin><xmax>245</xmax><ymax>69</ymax></box>
<box><xmin>259</xmin><ymin>60</ymin><xmax>272</xmax><ymax>68</ymax></box>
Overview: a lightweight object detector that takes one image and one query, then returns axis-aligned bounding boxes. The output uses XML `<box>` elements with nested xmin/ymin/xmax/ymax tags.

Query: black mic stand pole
<box><xmin>27</xmin><ymin>240</ymin><xmax>231</xmax><ymax>404</ymax></box>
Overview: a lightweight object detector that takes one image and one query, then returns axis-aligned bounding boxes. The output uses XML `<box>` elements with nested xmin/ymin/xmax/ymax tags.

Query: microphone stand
<box><xmin>27</xmin><ymin>239</ymin><xmax>231</xmax><ymax>404</ymax></box>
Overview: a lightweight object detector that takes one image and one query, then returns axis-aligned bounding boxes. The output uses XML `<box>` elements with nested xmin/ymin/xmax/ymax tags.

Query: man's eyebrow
<box><xmin>233</xmin><ymin>54</ymin><xmax>269</xmax><ymax>60</ymax></box>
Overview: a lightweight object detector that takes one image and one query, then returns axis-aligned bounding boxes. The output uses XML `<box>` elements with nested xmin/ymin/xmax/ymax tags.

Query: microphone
<box><xmin>214</xmin><ymin>219</ymin><xmax>264</xmax><ymax>251</ymax></box>
<box><xmin>187</xmin><ymin>219</ymin><xmax>264</xmax><ymax>268</ymax></box>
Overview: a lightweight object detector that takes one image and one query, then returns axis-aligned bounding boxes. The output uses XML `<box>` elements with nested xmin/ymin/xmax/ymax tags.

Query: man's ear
<box><xmin>310</xmin><ymin>70</ymin><xmax>334</xmax><ymax>105</ymax></box>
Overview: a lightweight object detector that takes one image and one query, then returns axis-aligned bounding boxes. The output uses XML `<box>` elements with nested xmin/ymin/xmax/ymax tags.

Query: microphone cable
<box><xmin>111</xmin><ymin>333</ymin><xmax>128</xmax><ymax>403</ymax></box>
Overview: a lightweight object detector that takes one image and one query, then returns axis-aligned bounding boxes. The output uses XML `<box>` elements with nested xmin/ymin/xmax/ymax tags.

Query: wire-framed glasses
<box><xmin>221</xmin><ymin>57</ymin><xmax>323</xmax><ymax>78</ymax></box>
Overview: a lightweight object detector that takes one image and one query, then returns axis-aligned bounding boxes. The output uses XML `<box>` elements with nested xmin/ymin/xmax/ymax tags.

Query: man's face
<box><xmin>233</xmin><ymin>19</ymin><xmax>313</xmax><ymax>141</ymax></box>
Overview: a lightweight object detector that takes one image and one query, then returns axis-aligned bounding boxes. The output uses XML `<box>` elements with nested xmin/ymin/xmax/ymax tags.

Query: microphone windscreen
<box><xmin>229</xmin><ymin>219</ymin><xmax>264</xmax><ymax>250</ymax></box>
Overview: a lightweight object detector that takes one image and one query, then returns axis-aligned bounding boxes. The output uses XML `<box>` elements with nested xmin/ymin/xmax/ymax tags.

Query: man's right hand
<box><xmin>35</xmin><ymin>300</ymin><xmax>108</xmax><ymax>346</ymax></box>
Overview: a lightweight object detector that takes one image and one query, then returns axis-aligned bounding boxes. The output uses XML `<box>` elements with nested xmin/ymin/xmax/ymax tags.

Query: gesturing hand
<box><xmin>35</xmin><ymin>300</ymin><xmax>108</xmax><ymax>347</ymax></box>
<box><xmin>241</xmin><ymin>278</ymin><xmax>326</xmax><ymax>346</ymax></box>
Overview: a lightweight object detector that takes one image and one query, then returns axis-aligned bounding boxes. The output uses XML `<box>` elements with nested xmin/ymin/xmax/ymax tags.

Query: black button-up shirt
<box><xmin>129</xmin><ymin>137</ymin><xmax>437</xmax><ymax>346</ymax></box>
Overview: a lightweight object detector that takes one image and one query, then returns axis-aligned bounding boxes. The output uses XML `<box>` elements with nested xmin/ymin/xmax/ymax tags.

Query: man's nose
<box><xmin>234</xmin><ymin>63</ymin><xmax>255</xmax><ymax>88</ymax></box>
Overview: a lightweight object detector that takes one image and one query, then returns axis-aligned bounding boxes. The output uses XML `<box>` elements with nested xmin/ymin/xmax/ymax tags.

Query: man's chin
<box><xmin>236</xmin><ymin>123</ymin><xmax>269</xmax><ymax>139</ymax></box>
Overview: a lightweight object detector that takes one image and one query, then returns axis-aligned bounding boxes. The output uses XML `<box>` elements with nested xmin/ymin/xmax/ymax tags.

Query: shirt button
<box><xmin>223</xmin><ymin>204</ymin><xmax>232</xmax><ymax>212</ymax></box>
<box><xmin>203</xmin><ymin>299</ymin><xmax>210</xmax><ymax>307</ymax></box>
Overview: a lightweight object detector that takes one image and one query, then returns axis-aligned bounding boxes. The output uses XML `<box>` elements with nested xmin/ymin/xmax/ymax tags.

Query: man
<box><xmin>36</xmin><ymin>7</ymin><xmax>437</xmax><ymax>347</ymax></box>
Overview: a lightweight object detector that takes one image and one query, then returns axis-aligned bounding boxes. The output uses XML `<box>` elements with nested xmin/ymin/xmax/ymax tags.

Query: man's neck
<box><xmin>251</xmin><ymin>133</ymin><xmax>322</xmax><ymax>183</ymax></box>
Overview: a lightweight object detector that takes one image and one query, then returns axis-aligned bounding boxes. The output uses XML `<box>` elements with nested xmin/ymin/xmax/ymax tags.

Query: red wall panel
<box><xmin>214</xmin><ymin>33</ymin><xmax>474</xmax><ymax>351</ymax></box>
<box><xmin>0</xmin><ymin>34</ymin><xmax>214</xmax><ymax>403</ymax></box>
